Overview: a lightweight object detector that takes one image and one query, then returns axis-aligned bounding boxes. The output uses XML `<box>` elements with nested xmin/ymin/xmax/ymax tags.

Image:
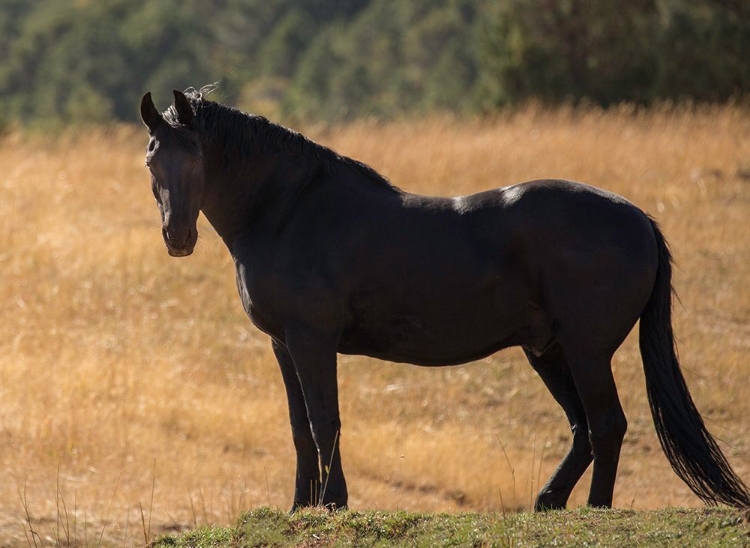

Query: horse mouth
<box><xmin>167</xmin><ymin>245</ymin><xmax>194</xmax><ymax>257</ymax></box>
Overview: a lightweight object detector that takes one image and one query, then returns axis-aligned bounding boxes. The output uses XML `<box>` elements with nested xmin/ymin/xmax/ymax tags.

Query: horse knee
<box><xmin>291</xmin><ymin>423</ymin><xmax>316</xmax><ymax>452</ymax></box>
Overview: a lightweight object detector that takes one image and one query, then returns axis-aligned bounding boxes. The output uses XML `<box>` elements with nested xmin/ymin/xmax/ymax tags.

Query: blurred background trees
<box><xmin>1</xmin><ymin>0</ymin><xmax>748</xmax><ymax>125</ymax></box>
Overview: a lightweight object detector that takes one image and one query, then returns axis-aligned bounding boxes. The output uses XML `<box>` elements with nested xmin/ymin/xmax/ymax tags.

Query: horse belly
<box><xmin>339</xmin><ymin>278</ymin><xmax>533</xmax><ymax>366</ymax></box>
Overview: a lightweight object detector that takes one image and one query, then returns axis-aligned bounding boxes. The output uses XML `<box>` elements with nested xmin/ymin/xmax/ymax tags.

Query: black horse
<box><xmin>140</xmin><ymin>87</ymin><xmax>749</xmax><ymax>512</ymax></box>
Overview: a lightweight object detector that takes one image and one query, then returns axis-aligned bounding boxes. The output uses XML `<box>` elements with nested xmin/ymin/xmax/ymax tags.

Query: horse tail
<box><xmin>639</xmin><ymin>218</ymin><xmax>750</xmax><ymax>508</ymax></box>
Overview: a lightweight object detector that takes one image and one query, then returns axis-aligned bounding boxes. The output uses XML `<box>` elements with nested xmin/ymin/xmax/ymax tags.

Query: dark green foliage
<box><xmin>1</xmin><ymin>0</ymin><xmax>748</xmax><ymax>125</ymax></box>
<box><xmin>475</xmin><ymin>1</ymin><xmax>661</xmax><ymax>108</ymax></box>
<box><xmin>282</xmin><ymin>0</ymin><xmax>480</xmax><ymax>120</ymax></box>
<box><xmin>656</xmin><ymin>0</ymin><xmax>750</xmax><ymax>102</ymax></box>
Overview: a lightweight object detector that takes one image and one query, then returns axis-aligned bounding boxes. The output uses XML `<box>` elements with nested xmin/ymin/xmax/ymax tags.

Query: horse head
<box><xmin>140</xmin><ymin>90</ymin><xmax>203</xmax><ymax>257</ymax></box>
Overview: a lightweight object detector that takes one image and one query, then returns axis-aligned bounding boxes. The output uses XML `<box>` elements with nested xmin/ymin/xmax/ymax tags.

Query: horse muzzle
<box><xmin>162</xmin><ymin>224</ymin><xmax>197</xmax><ymax>257</ymax></box>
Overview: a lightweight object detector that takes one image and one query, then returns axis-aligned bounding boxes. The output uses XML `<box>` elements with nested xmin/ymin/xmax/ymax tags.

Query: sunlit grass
<box><xmin>150</xmin><ymin>506</ymin><xmax>750</xmax><ymax>548</ymax></box>
<box><xmin>0</xmin><ymin>106</ymin><xmax>748</xmax><ymax>545</ymax></box>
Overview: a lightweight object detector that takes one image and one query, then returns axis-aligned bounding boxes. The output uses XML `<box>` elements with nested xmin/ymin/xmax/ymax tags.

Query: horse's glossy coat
<box><xmin>140</xmin><ymin>88</ymin><xmax>750</xmax><ymax>512</ymax></box>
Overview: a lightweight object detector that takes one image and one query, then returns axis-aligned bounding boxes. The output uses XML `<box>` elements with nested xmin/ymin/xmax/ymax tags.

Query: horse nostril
<box><xmin>163</xmin><ymin>225</ymin><xmax>193</xmax><ymax>249</ymax></box>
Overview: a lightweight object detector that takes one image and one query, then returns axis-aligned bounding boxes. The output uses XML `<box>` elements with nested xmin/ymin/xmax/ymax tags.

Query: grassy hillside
<box><xmin>1</xmin><ymin>106</ymin><xmax>749</xmax><ymax>546</ymax></box>
<box><xmin>151</xmin><ymin>507</ymin><xmax>750</xmax><ymax>547</ymax></box>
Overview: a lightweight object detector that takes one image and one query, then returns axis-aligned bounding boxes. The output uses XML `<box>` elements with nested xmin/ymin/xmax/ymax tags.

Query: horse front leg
<box><xmin>284</xmin><ymin>327</ymin><xmax>348</xmax><ymax>510</ymax></box>
<box><xmin>272</xmin><ymin>340</ymin><xmax>321</xmax><ymax>511</ymax></box>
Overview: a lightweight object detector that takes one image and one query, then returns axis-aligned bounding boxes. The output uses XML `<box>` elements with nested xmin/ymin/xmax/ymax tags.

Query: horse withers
<box><xmin>140</xmin><ymin>87</ymin><xmax>750</xmax><ymax>512</ymax></box>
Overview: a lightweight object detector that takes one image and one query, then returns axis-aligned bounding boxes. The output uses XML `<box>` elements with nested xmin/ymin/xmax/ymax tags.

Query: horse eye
<box><xmin>148</xmin><ymin>140</ymin><xmax>156</xmax><ymax>152</ymax></box>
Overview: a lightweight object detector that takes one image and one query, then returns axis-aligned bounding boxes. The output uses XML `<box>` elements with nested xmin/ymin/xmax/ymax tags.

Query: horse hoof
<box><xmin>534</xmin><ymin>491</ymin><xmax>567</xmax><ymax>511</ymax></box>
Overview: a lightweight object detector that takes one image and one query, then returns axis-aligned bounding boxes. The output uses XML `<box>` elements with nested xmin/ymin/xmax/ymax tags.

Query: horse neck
<box><xmin>199</xmin><ymin>140</ymin><xmax>318</xmax><ymax>250</ymax></box>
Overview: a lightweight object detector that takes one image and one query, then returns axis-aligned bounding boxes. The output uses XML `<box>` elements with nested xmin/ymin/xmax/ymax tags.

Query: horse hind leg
<box><xmin>524</xmin><ymin>344</ymin><xmax>593</xmax><ymax>510</ymax></box>
<box><xmin>558</xmin><ymin>343</ymin><xmax>628</xmax><ymax>508</ymax></box>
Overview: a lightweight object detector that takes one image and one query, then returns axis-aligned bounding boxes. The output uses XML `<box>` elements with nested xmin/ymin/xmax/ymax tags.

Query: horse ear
<box><xmin>140</xmin><ymin>92</ymin><xmax>163</xmax><ymax>133</ymax></box>
<box><xmin>173</xmin><ymin>90</ymin><xmax>194</xmax><ymax>126</ymax></box>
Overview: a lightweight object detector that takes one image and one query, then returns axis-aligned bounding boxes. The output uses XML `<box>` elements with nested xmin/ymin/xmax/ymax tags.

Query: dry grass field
<box><xmin>0</xmin><ymin>105</ymin><xmax>748</xmax><ymax>546</ymax></box>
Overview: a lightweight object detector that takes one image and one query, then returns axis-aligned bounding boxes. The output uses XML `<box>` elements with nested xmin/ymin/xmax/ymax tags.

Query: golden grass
<box><xmin>0</xmin><ymin>105</ymin><xmax>748</xmax><ymax>545</ymax></box>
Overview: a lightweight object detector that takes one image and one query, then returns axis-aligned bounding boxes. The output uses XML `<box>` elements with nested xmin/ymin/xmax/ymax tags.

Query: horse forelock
<box><xmin>162</xmin><ymin>84</ymin><xmax>218</xmax><ymax>128</ymax></box>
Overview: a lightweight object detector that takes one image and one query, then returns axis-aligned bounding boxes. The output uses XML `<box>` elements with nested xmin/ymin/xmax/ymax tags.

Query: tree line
<box><xmin>1</xmin><ymin>0</ymin><xmax>748</xmax><ymax>125</ymax></box>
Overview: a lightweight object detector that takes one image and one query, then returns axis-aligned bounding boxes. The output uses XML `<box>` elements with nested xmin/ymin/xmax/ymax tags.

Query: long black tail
<box><xmin>639</xmin><ymin>218</ymin><xmax>750</xmax><ymax>508</ymax></box>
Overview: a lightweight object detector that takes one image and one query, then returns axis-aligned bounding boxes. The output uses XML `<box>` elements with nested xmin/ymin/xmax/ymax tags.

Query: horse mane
<box><xmin>165</xmin><ymin>86</ymin><xmax>398</xmax><ymax>193</ymax></box>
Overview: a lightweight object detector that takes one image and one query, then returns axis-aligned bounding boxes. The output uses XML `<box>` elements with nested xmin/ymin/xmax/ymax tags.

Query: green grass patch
<box><xmin>150</xmin><ymin>507</ymin><xmax>749</xmax><ymax>547</ymax></box>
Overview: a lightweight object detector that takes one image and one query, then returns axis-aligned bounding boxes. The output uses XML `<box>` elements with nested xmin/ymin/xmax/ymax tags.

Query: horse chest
<box><xmin>233</xmin><ymin>261</ymin><xmax>286</xmax><ymax>340</ymax></box>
